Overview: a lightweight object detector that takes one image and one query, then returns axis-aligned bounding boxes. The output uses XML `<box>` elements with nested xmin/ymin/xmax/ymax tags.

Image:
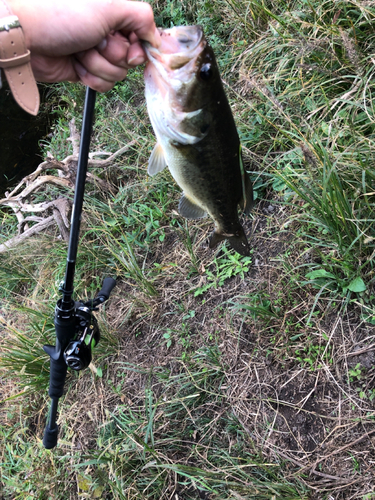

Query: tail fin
<box><xmin>209</xmin><ymin>227</ymin><xmax>250</xmax><ymax>256</ymax></box>
<box><xmin>228</xmin><ymin>228</ymin><xmax>250</xmax><ymax>256</ymax></box>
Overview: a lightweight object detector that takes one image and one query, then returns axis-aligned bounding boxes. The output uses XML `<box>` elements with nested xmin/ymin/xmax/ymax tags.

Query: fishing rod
<box><xmin>43</xmin><ymin>87</ymin><xmax>116</xmax><ymax>449</ymax></box>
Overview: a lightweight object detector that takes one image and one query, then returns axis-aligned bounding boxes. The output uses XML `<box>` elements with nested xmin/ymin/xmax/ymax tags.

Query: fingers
<box><xmin>31</xmin><ymin>53</ymin><xmax>80</xmax><ymax>83</ymax></box>
<box><xmin>98</xmin><ymin>32</ymin><xmax>131</xmax><ymax>67</ymax></box>
<box><xmin>73</xmin><ymin>61</ymin><xmax>125</xmax><ymax>92</ymax></box>
<box><xmin>73</xmin><ymin>32</ymin><xmax>131</xmax><ymax>92</ymax></box>
<box><xmin>126</xmin><ymin>41</ymin><xmax>147</xmax><ymax>66</ymax></box>
<box><xmin>28</xmin><ymin>0</ymin><xmax>162</xmax><ymax>90</ymax></box>
<box><xmin>32</xmin><ymin>29</ymin><xmax>149</xmax><ymax>92</ymax></box>
<box><xmin>75</xmin><ymin>47</ymin><xmax>127</xmax><ymax>81</ymax></box>
<box><xmin>100</xmin><ymin>31</ymin><xmax>147</xmax><ymax>66</ymax></box>
<box><xmin>31</xmin><ymin>51</ymin><xmax>120</xmax><ymax>93</ymax></box>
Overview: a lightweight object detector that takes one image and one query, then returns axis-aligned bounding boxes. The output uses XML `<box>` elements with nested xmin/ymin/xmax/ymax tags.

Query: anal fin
<box><xmin>209</xmin><ymin>231</ymin><xmax>226</xmax><ymax>249</ymax></box>
<box><xmin>178</xmin><ymin>193</ymin><xmax>207</xmax><ymax>219</ymax></box>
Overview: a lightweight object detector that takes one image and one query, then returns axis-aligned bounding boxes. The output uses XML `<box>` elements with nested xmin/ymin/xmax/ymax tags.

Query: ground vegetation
<box><xmin>1</xmin><ymin>1</ymin><xmax>375</xmax><ymax>499</ymax></box>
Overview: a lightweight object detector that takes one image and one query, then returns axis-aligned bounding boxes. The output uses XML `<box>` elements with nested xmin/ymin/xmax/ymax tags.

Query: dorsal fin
<box><xmin>240</xmin><ymin>171</ymin><xmax>254</xmax><ymax>215</ymax></box>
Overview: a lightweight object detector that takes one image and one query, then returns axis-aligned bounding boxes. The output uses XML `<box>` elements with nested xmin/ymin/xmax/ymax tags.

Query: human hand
<box><xmin>7</xmin><ymin>0</ymin><xmax>160</xmax><ymax>92</ymax></box>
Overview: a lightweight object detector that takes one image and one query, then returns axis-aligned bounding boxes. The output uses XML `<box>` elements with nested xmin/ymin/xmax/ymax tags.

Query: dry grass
<box><xmin>25</xmin><ymin>200</ymin><xmax>370</xmax><ymax>499</ymax></box>
<box><xmin>2</xmin><ymin>185</ymin><xmax>374</xmax><ymax>499</ymax></box>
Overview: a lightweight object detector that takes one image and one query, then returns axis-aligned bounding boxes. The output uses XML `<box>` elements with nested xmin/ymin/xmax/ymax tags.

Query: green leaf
<box><xmin>272</xmin><ymin>177</ymin><xmax>287</xmax><ymax>192</ymax></box>
<box><xmin>96</xmin><ymin>367</ymin><xmax>103</xmax><ymax>378</ymax></box>
<box><xmin>321</xmin><ymin>122</ymin><xmax>330</xmax><ymax>135</ymax></box>
<box><xmin>305</xmin><ymin>269</ymin><xmax>336</xmax><ymax>280</ymax></box>
<box><xmin>348</xmin><ymin>277</ymin><xmax>366</xmax><ymax>293</ymax></box>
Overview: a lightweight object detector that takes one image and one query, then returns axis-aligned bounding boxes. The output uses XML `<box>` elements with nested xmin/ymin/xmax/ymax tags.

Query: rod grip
<box><xmin>48</xmin><ymin>355</ymin><xmax>68</xmax><ymax>398</ymax></box>
<box><xmin>43</xmin><ymin>423</ymin><xmax>59</xmax><ymax>449</ymax></box>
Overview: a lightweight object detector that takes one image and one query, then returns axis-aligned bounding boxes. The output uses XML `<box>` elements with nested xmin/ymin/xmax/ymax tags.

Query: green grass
<box><xmin>230</xmin><ymin>0</ymin><xmax>375</xmax><ymax>293</ymax></box>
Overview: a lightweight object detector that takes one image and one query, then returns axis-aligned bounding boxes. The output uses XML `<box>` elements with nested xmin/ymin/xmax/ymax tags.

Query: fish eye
<box><xmin>199</xmin><ymin>63</ymin><xmax>212</xmax><ymax>81</ymax></box>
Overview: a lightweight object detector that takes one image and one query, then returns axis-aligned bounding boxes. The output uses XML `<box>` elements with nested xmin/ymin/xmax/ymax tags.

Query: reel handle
<box><xmin>97</xmin><ymin>277</ymin><xmax>116</xmax><ymax>300</ymax></box>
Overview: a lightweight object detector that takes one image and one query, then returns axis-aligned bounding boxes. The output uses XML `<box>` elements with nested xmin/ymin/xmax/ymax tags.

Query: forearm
<box><xmin>4</xmin><ymin>0</ymin><xmax>109</xmax><ymax>54</ymax></box>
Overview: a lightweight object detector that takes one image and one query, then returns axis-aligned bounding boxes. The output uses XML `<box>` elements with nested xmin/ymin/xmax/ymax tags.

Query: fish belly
<box><xmin>164</xmin><ymin>139</ymin><xmax>239</xmax><ymax>228</ymax></box>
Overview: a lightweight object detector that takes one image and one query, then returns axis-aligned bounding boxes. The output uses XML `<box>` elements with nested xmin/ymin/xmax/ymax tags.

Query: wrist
<box><xmin>0</xmin><ymin>0</ymin><xmax>39</xmax><ymax>114</ymax></box>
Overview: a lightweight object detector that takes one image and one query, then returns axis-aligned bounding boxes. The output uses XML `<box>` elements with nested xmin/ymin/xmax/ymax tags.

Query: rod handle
<box><xmin>43</xmin><ymin>423</ymin><xmax>59</xmax><ymax>449</ymax></box>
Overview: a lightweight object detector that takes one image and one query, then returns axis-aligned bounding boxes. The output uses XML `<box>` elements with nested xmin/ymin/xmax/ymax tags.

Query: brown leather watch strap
<box><xmin>0</xmin><ymin>1</ymin><xmax>39</xmax><ymax>115</ymax></box>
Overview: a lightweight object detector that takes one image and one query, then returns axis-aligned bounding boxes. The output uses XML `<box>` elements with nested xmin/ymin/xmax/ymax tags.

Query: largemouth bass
<box><xmin>143</xmin><ymin>25</ymin><xmax>253</xmax><ymax>256</ymax></box>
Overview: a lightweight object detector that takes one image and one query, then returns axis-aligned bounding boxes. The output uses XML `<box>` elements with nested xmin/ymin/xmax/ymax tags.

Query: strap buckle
<box><xmin>0</xmin><ymin>15</ymin><xmax>20</xmax><ymax>32</ymax></box>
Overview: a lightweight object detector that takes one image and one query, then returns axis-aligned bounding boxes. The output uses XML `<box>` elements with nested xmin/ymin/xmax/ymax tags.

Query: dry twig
<box><xmin>0</xmin><ymin>120</ymin><xmax>134</xmax><ymax>252</ymax></box>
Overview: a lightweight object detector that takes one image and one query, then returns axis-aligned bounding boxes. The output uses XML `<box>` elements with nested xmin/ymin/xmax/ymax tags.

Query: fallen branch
<box><xmin>1</xmin><ymin>176</ymin><xmax>72</xmax><ymax>204</ymax></box>
<box><xmin>0</xmin><ymin>215</ymin><xmax>56</xmax><ymax>253</ymax></box>
<box><xmin>0</xmin><ymin>119</ymin><xmax>134</xmax><ymax>253</ymax></box>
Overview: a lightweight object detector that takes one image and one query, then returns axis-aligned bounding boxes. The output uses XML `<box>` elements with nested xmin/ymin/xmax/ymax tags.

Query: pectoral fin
<box><xmin>148</xmin><ymin>143</ymin><xmax>167</xmax><ymax>176</ymax></box>
<box><xmin>238</xmin><ymin>146</ymin><xmax>254</xmax><ymax>215</ymax></box>
<box><xmin>178</xmin><ymin>193</ymin><xmax>207</xmax><ymax>219</ymax></box>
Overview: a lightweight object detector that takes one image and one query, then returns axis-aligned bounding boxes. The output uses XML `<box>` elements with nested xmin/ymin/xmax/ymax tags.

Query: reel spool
<box><xmin>63</xmin><ymin>304</ymin><xmax>100</xmax><ymax>371</ymax></box>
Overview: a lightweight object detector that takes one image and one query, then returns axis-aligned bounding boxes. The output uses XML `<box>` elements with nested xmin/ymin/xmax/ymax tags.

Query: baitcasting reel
<box><xmin>51</xmin><ymin>277</ymin><xmax>116</xmax><ymax>372</ymax></box>
<box><xmin>63</xmin><ymin>302</ymin><xmax>100</xmax><ymax>370</ymax></box>
<box><xmin>43</xmin><ymin>274</ymin><xmax>116</xmax><ymax>450</ymax></box>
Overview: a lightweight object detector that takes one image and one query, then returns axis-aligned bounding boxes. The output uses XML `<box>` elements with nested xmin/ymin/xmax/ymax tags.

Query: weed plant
<box><xmin>229</xmin><ymin>0</ymin><xmax>375</xmax><ymax>298</ymax></box>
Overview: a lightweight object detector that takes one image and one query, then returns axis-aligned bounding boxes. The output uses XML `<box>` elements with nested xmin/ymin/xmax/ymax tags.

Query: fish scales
<box><xmin>143</xmin><ymin>25</ymin><xmax>253</xmax><ymax>256</ymax></box>
<box><xmin>173</xmin><ymin>107</ymin><xmax>242</xmax><ymax>227</ymax></box>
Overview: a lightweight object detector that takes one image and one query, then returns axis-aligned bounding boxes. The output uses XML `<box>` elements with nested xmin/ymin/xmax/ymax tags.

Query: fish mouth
<box><xmin>143</xmin><ymin>25</ymin><xmax>205</xmax><ymax>79</ymax></box>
